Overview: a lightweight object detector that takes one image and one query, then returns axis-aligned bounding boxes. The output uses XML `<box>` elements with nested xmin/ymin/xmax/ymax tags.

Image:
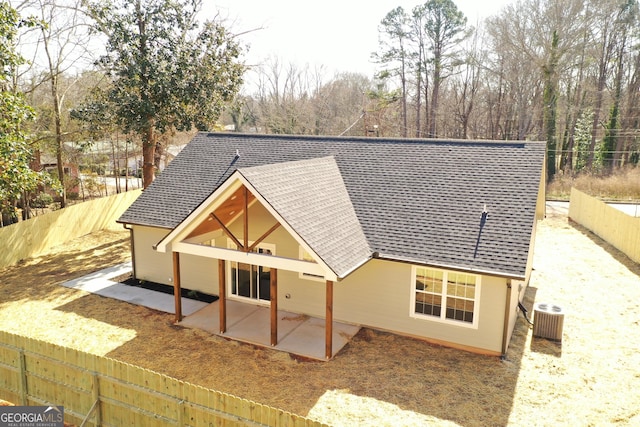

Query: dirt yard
<box><xmin>1</xmin><ymin>206</ymin><xmax>639</xmax><ymax>426</ymax></box>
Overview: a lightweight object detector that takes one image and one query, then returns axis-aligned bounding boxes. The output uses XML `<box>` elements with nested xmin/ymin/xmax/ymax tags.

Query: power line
<box><xmin>554</xmin><ymin>149</ymin><xmax>640</xmax><ymax>154</ymax></box>
<box><xmin>339</xmin><ymin>112</ymin><xmax>365</xmax><ymax>136</ymax></box>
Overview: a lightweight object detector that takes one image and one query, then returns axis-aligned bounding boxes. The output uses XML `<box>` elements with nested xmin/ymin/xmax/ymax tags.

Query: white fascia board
<box><xmin>155</xmin><ymin>175</ymin><xmax>243</xmax><ymax>253</ymax></box>
<box><xmin>173</xmin><ymin>241</ymin><xmax>338</xmax><ymax>281</ymax></box>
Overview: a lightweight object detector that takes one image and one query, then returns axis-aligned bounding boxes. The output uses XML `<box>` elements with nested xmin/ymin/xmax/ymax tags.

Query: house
<box><xmin>117</xmin><ymin>132</ymin><xmax>546</xmax><ymax>359</ymax></box>
<box><xmin>31</xmin><ymin>148</ymin><xmax>81</xmax><ymax>196</ymax></box>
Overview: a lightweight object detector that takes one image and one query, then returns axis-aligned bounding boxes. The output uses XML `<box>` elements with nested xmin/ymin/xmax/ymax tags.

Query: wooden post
<box><xmin>18</xmin><ymin>350</ymin><xmax>27</xmax><ymax>405</ymax></box>
<box><xmin>270</xmin><ymin>268</ymin><xmax>278</xmax><ymax>346</ymax></box>
<box><xmin>172</xmin><ymin>252</ymin><xmax>182</xmax><ymax>322</ymax></box>
<box><xmin>325</xmin><ymin>280</ymin><xmax>334</xmax><ymax>359</ymax></box>
<box><xmin>91</xmin><ymin>372</ymin><xmax>101</xmax><ymax>426</ymax></box>
<box><xmin>243</xmin><ymin>186</ymin><xmax>249</xmax><ymax>252</ymax></box>
<box><xmin>219</xmin><ymin>259</ymin><xmax>226</xmax><ymax>333</ymax></box>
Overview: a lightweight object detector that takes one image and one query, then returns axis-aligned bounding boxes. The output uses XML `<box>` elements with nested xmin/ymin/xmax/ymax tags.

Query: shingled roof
<box><xmin>118</xmin><ymin>132</ymin><xmax>545</xmax><ymax>279</ymax></box>
<box><xmin>237</xmin><ymin>156</ymin><xmax>370</xmax><ymax>278</ymax></box>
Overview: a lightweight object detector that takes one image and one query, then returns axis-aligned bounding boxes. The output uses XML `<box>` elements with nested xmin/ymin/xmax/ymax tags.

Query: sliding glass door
<box><xmin>228</xmin><ymin>244</ymin><xmax>274</xmax><ymax>303</ymax></box>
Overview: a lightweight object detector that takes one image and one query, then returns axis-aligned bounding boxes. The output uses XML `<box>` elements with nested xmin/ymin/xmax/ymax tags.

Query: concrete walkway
<box><xmin>61</xmin><ymin>262</ymin><xmax>208</xmax><ymax>316</ymax></box>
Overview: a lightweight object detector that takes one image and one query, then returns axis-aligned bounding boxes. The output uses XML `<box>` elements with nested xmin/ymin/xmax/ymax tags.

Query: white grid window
<box><xmin>413</xmin><ymin>267</ymin><xmax>479</xmax><ymax>326</ymax></box>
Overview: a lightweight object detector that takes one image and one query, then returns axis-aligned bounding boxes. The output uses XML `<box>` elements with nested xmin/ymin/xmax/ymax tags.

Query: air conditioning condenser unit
<box><xmin>533</xmin><ymin>303</ymin><xmax>564</xmax><ymax>341</ymax></box>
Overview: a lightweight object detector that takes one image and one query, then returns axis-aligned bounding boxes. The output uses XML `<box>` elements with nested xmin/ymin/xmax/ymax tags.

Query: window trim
<box><xmin>410</xmin><ymin>266</ymin><xmax>481</xmax><ymax>329</ymax></box>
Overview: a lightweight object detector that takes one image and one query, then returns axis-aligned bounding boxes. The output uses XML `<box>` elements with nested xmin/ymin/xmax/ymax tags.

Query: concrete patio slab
<box><xmin>180</xmin><ymin>300</ymin><xmax>360</xmax><ymax>360</ymax></box>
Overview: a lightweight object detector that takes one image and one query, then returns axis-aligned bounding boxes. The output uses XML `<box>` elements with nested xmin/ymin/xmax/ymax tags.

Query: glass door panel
<box><xmin>236</xmin><ymin>262</ymin><xmax>251</xmax><ymax>298</ymax></box>
<box><xmin>228</xmin><ymin>243</ymin><xmax>274</xmax><ymax>303</ymax></box>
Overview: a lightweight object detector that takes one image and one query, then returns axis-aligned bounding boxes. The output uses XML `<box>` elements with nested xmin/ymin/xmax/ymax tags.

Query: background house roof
<box><xmin>118</xmin><ymin>132</ymin><xmax>545</xmax><ymax>278</ymax></box>
<box><xmin>238</xmin><ymin>156</ymin><xmax>371</xmax><ymax>278</ymax></box>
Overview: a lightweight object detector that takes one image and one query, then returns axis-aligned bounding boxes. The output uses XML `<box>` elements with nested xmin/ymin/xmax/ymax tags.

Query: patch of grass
<box><xmin>547</xmin><ymin>165</ymin><xmax>640</xmax><ymax>201</ymax></box>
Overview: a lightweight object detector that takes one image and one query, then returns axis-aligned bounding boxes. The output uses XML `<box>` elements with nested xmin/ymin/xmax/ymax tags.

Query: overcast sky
<box><xmin>207</xmin><ymin>0</ymin><xmax>515</xmax><ymax>80</ymax></box>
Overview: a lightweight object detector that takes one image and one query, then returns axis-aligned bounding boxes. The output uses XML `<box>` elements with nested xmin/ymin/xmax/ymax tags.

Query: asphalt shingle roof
<box><xmin>118</xmin><ymin>132</ymin><xmax>545</xmax><ymax>278</ymax></box>
<box><xmin>238</xmin><ymin>156</ymin><xmax>370</xmax><ymax>278</ymax></box>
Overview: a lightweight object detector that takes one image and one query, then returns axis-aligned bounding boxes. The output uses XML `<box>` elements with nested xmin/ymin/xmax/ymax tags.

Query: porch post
<box><xmin>243</xmin><ymin>186</ymin><xmax>249</xmax><ymax>252</ymax></box>
<box><xmin>325</xmin><ymin>280</ymin><xmax>334</xmax><ymax>359</ymax></box>
<box><xmin>218</xmin><ymin>259</ymin><xmax>226</xmax><ymax>333</ymax></box>
<box><xmin>172</xmin><ymin>252</ymin><xmax>182</xmax><ymax>322</ymax></box>
<box><xmin>270</xmin><ymin>268</ymin><xmax>278</xmax><ymax>346</ymax></box>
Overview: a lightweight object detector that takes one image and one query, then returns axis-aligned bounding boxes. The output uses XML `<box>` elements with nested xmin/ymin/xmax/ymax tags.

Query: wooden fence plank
<box><xmin>0</xmin><ymin>331</ymin><xmax>329</xmax><ymax>427</ymax></box>
<box><xmin>18</xmin><ymin>350</ymin><xmax>27</xmax><ymax>405</ymax></box>
<box><xmin>0</xmin><ymin>190</ymin><xmax>141</xmax><ymax>270</ymax></box>
<box><xmin>0</xmin><ymin>345</ymin><xmax>20</xmax><ymax>368</ymax></box>
<box><xmin>569</xmin><ymin>188</ymin><xmax>640</xmax><ymax>263</ymax></box>
<box><xmin>0</xmin><ymin>365</ymin><xmax>19</xmax><ymax>391</ymax></box>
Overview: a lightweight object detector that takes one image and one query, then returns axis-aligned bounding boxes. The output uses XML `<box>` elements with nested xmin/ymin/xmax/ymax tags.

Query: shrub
<box><xmin>548</xmin><ymin>166</ymin><xmax>640</xmax><ymax>200</ymax></box>
<box><xmin>31</xmin><ymin>193</ymin><xmax>54</xmax><ymax>208</ymax></box>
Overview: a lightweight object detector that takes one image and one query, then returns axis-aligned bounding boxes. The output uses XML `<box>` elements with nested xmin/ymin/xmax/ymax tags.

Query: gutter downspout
<box><xmin>501</xmin><ymin>279</ymin><xmax>513</xmax><ymax>360</ymax></box>
<box><xmin>123</xmin><ymin>224</ymin><xmax>136</xmax><ymax>279</ymax></box>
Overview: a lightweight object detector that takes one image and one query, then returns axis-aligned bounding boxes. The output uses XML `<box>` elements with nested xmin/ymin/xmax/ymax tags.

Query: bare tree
<box><xmin>372</xmin><ymin>6</ymin><xmax>409</xmax><ymax>137</ymax></box>
<box><xmin>450</xmin><ymin>25</ymin><xmax>483</xmax><ymax>139</ymax></box>
<box><xmin>585</xmin><ymin>0</ymin><xmax>630</xmax><ymax>168</ymax></box>
<box><xmin>420</xmin><ymin>0</ymin><xmax>467</xmax><ymax>138</ymax></box>
<box><xmin>15</xmin><ymin>0</ymin><xmax>91</xmax><ymax>208</ymax></box>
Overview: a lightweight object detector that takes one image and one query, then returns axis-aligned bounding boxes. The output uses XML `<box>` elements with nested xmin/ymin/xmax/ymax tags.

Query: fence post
<box><xmin>92</xmin><ymin>373</ymin><xmax>101</xmax><ymax>426</ymax></box>
<box><xmin>177</xmin><ymin>400</ymin><xmax>184</xmax><ymax>427</ymax></box>
<box><xmin>18</xmin><ymin>350</ymin><xmax>27</xmax><ymax>405</ymax></box>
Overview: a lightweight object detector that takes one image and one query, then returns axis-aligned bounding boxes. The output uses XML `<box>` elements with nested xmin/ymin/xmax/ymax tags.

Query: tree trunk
<box><xmin>423</xmin><ymin>70</ymin><xmax>429</xmax><ymax>138</ymax></box>
<box><xmin>53</xmin><ymin>79</ymin><xmax>66</xmax><ymax>208</ymax></box>
<box><xmin>415</xmin><ymin>66</ymin><xmax>422</xmax><ymax>138</ymax></box>
<box><xmin>623</xmin><ymin>51</ymin><xmax>640</xmax><ymax>165</ymax></box>
<box><xmin>611</xmin><ymin>40</ymin><xmax>627</xmax><ymax>169</ymax></box>
<box><xmin>543</xmin><ymin>31</ymin><xmax>559</xmax><ymax>181</ymax></box>
<box><xmin>112</xmin><ymin>138</ymin><xmax>120</xmax><ymax>194</ymax></box>
<box><xmin>429</xmin><ymin>64</ymin><xmax>440</xmax><ymax>138</ymax></box>
<box><xmin>587</xmin><ymin>24</ymin><xmax>613</xmax><ymax>169</ymax></box>
<box><xmin>400</xmin><ymin>57</ymin><xmax>408</xmax><ymax>138</ymax></box>
<box><xmin>125</xmin><ymin>140</ymin><xmax>130</xmax><ymax>191</ymax></box>
<box><xmin>142</xmin><ymin>120</ymin><xmax>156</xmax><ymax>189</ymax></box>
<box><xmin>428</xmin><ymin>41</ymin><xmax>443</xmax><ymax>139</ymax></box>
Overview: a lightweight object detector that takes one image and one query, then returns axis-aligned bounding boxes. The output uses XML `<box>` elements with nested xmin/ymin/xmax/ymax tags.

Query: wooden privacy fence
<box><xmin>569</xmin><ymin>188</ymin><xmax>640</xmax><ymax>263</ymax></box>
<box><xmin>0</xmin><ymin>190</ymin><xmax>141</xmax><ymax>270</ymax></box>
<box><xmin>0</xmin><ymin>331</ymin><xmax>327</xmax><ymax>427</ymax></box>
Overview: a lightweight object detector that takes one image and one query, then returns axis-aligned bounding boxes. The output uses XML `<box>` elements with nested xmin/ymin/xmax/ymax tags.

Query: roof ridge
<box><xmin>237</xmin><ymin>155</ymin><xmax>336</xmax><ymax>173</ymax></box>
<box><xmin>202</xmin><ymin>131</ymin><xmax>545</xmax><ymax>147</ymax></box>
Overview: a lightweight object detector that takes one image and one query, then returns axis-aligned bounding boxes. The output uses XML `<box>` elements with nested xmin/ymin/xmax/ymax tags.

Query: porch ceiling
<box><xmin>186</xmin><ymin>185</ymin><xmax>255</xmax><ymax>239</ymax></box>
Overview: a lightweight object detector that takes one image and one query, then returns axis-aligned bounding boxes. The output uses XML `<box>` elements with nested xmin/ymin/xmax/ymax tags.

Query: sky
<box><xmin>207</xmin><ymin>0</ymin><xmax>515</xmax><ymax>81</ymax></box>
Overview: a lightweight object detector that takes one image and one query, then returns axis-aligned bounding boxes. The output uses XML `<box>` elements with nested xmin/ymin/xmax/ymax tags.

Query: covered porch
<box><xmin>156</xmin><ymin>159</ymin><xmax>372</xmax><ymax>360</ymax></box>
<box><xmin>178</xmin><ymin>299</ymin><xmax>360</xmax><ymax>360</ymax></box>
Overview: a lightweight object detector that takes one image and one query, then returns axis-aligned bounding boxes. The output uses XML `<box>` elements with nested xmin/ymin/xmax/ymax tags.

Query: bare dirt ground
<box><xmin>1</xmin><ymin>206</ymin><xmax>639</xmax><ymax>426</ymax></box>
